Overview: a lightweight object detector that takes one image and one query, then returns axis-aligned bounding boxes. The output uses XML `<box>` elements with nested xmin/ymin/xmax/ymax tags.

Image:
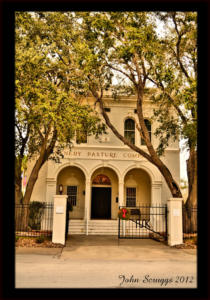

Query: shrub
<box><xmin>16</xmin><ymin>236</ymin><xmax>19</xmax><ymax>242</ymax></box>
<box><xmin>35</xmin><ymin>235</ymin><xmax>45</xmax><ymax>244</ymax></box>
<box><xmin>29</xmin><ymin>201</ymin><xmax>46</xmax><ymax>230</ymax></box>
<box><xmin>192</xmin><ymin>236</ymin><xmax>197</xmax><ymax>245</ymax></box>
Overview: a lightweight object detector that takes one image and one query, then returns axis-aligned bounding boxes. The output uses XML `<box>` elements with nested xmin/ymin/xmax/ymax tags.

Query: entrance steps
<box><xmin>68</xmin><ymin>219</ymin><xmax>118</xmax><ymax>235</ymax></box>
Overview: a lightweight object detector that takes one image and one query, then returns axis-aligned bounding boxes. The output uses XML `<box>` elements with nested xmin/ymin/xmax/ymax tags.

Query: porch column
<box><xmin>52</xmin><ymin>195</ymin><xmax>67</xmax><ymax>245</ymax></box>
<box><xmin>84</xmin><ymin>178</ymin><xmax>91</xmax><ymax>235</ymax></box>
<box><xmin>118</xmin><ymin>180</ymin><xmax>124</xmax><ymax>207</ymax></box>
<box><xmin>167</xmin><ymin>198</ymin><xmax>183</xmax><ymax>246</ymax></box>
<box><xmin>151</xmin><ymin>181</ymin><xmax>162</xmax><ymax>232</ymax></box>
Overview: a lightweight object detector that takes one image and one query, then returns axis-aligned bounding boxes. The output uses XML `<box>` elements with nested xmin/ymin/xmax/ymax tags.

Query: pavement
<box><xmin>15</xmin><ymin>235</ymin><xmax>197</xmax><ymax>288</ymax></box>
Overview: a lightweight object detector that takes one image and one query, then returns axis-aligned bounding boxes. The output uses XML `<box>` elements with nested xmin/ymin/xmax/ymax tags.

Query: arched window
<box><xmin>124</xmin><ymin>118</ymin><xmax>135</xmax><ymax>144</ymax></box>
<box><xmin>141</xmin><ymin>119</ymin><xmax>151</xmax><ymax>145</ymax></box>
<box><xmin>92</xmin><ymin>174</ymin><xmax>111</xmax><ymax>185</ymax></box>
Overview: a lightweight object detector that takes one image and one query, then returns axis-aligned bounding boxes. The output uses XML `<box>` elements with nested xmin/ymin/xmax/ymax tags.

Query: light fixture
<box><xmin>59</xmin><ymin>184</ymin><xmax>63</xmax><ymax>195</ymax></box>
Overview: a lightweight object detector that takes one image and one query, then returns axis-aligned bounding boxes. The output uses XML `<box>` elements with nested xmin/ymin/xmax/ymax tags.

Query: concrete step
<box><xmin>68</xmin><ymin>219</ymin><xmax>118</xmax><ymax>235</ymax></box>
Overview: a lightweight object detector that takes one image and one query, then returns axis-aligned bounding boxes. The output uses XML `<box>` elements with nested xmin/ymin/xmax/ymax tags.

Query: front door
<box><xmin>91</xmin><ymin>187</ymin><xmax>111</xmax><ymax>219</ymax></box>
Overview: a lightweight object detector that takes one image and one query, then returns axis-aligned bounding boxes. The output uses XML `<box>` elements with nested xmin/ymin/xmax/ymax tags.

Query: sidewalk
<box><xmin>15</xmin><ymin>235</ymin><xmax>197</xmax><ymax>288</ymax></box>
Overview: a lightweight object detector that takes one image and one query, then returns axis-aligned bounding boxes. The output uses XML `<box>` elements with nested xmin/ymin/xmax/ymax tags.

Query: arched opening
<box><xmin>91</xmin><ymin>167</ymin><xmax>119</xmax><ymax>220</ymax></box>
<box><xmin>124</xmin><ymin>168</ymin><xmax>151</xmax><ymax>207</ymax></box>
<box><xmin>92</xmin><ymin>174</ymin><xmax>111</xmax><ymax>185</ymax></box>
<box><xmin>57</xmin><ymin>166</ymin><xmax>86</xmax><ymax>219</ymax></box>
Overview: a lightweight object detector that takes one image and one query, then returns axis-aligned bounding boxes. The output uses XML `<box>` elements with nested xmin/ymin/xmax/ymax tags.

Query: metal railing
<box><xmin>15</xmin><ymin>202</ymin><xmax>54</xmax><ymax>237</ymax></box>
<box><xmin>118</xmin><ymin>205</ymin><xmax>167</xmax><ymax>241</ymax></box>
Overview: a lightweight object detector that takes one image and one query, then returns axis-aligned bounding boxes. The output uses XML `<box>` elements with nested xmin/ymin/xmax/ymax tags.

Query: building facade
<box><xmin>25</xmin><ymin>93</ymin><xmax>180</xmax><ymax>234</ymax></box>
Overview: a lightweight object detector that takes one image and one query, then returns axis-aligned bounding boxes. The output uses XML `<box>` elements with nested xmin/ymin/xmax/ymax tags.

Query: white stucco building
<box><xmin>26</xmin><ymin>92</ymin><xmax>180</xmax><ymax>235</ymax></box>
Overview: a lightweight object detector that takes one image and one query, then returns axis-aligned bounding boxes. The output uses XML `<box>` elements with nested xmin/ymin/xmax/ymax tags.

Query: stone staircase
<box><xmin>68</xmin><ymin>219</ymin><xmax>118</xmax><ymax>235</ymax></box>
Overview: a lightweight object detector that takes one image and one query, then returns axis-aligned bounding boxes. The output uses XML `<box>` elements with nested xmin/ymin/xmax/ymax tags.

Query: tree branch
<box><xmin>132</xmin><ymin>52</ymin><xmax>143</xmax><ymax>88</ymax></box>
<box><xmin>105</xmin><ymin>63</ymin><xmax>137</xmax><ymax>87</ymax></box>
<box><xmin>89</xmin><ymin>87</ymin><xmax>154</xmax><ymax>163</ymax></box>
<box><xmin>171</xmin><ymin>13</ymin><xmax>191</xmax><ymax>81</ymax></box>
<box><xmin>147</xmin><ymin>75</ymin><xmax>188</xmax><ymax>125</ymax></box>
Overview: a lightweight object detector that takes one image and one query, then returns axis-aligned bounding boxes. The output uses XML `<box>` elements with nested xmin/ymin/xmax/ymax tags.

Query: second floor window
<box><xmin>124</xmin><ymin>118</ymin><xmax>135</xmax><ymax>144</ymax></box>
<box><xmin>141</xmin><ymin>119</ymin><xmax>151</xmax><ymax>145</ymax></box>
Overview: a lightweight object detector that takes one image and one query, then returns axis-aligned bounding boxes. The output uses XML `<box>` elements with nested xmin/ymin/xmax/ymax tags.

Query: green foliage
<box><xmin>16</xmin><ymin>236</ymin><xmax>19</xmax><ymax>242</ymax></box>
<box><xmin>35</xmin><ymin>235</ymin><xmax>45</xmax><ymax>244</ymax></box>
<box><xmin>149</xmin><ymin>12</ymin><xmax>197</xmax><ymax>152</ymax></box>
<box><xmin>15</xmin><ymin>12</ymin><xmax>107</xmax><ymax>202</ymax></box>
<box><xmin>15</xmin><ymin>12</ymin><xmax>197</xmax><ymax>202</ymax></box>
<box><xmin>28</xmin><ymin>201</ymin><xmax>46</xmax><ymax>230</ymax></box>
<box><xmin>180</xmin><ymin>179</ymin><xmax>188</xmax><ymax>189</ymax></box>
<box><xmin>118</xmin><ymin>208</ymin><xmax>131</xmax><ymax>220</ymax></box>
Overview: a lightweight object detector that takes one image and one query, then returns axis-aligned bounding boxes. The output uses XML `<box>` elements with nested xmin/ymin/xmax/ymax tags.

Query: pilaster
<box><xmin>167</xmin><ymin>198</ymin><xmax>183</xmax><ymax>246</ymax></box>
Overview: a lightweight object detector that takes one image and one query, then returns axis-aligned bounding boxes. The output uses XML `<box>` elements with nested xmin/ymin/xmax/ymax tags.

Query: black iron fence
<box><xmin>182</xmin><ymin>205</ymin><xmax>197</xmax><ymax>239</ymax></box>
<box><xmin>15</xmin><ymin>202</ymin><xmax>54</xmax><ymax>237</ymax></box>
<box><xmin>118</xmin><ymin>205</ymin><xmax>167</xmax><ymax>241</ymax></box>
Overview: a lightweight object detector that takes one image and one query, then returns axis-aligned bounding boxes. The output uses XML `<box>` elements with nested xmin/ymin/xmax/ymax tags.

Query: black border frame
<box><xmin>1</xmin><ymin>1</ymin><xmax>209</xmax><ymax>299</ymax></box>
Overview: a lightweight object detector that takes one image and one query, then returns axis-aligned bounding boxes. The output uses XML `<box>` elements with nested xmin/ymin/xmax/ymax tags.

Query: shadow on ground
<box><xmin>65</xmin><ymin>235</ymin><xmax>166</xmax><ymax>249</ymax></box>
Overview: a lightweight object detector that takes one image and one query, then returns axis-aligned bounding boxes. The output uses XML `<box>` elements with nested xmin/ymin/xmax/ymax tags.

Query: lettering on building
<box><xmin>63</xmin><ymin>150</ymin><xmax>142</xmax><ymax>160</ymax></box>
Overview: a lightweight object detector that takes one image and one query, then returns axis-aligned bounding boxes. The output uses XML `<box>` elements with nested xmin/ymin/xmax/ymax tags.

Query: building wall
<box><xmin>57</xmin><ymin>166</ymin><xmax>85</xmax><ymax>219</ymax></box>
<box><xmin>124</xmin><ymin>168</ymin><xmax>151</xmax><ymax>206</ymax></box>
<box><xmin>23</xmin><ymin>93</ymin><xmax>181</xmax><ymax>216</ymax></box>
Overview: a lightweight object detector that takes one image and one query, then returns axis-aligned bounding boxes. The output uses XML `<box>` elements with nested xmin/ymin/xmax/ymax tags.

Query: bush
<box><xmin>16</xmin><ymin>236</ymin><xmax>19</xmax><ymax>242</ymax></box>
<box><xmin>192</xmin><ymin>236</ymin><xmax>197</xmax><ymax>245</ymax></box>
<box><xmin>29</xmin><ymin>201</ymin><xmax>46</xmax><ymax>230</ymax></box>
<box><xmin>35</xmin><ymin>235</ymin><xmax>45</xmax><ymax>244</ymax></box>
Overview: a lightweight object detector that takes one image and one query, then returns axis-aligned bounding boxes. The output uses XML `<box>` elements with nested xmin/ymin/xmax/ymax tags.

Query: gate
<box><xmin>118</xmin><ymin>205</ymin><xmax>167</xmax><ymax>242</ymax></box>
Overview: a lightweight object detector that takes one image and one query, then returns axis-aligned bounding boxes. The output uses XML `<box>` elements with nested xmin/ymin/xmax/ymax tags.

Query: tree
<box><xmin>71</xmin><ymin>11</ymin><xmax>184</xmax><ymax>198</ymax></box>
<box><xmin>15</xmin><ymin>12</ymin><xmax>106</xmax><ymax>227</ymax></box>
<box><xmin>19</xmin><ymin>12</ymin><xmax>197</xmax><ymax>204</ymax></box>
<box><xmin>147</xmin><ymin>12</ymin><xmax>197</xmax><ymax>209</ymax></box>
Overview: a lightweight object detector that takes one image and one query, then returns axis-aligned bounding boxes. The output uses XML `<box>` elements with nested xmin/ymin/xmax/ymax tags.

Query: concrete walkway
<box><xmin>15</xmin><ymin>235</ymin><xmax>197</xmax><ymax>288</ymax></box>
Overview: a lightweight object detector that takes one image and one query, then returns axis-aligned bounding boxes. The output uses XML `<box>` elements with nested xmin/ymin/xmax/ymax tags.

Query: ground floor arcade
<box><xmin>43</xmin><ymin>155</ymin><xmax>166</xmax><ymax>223</ymax></box>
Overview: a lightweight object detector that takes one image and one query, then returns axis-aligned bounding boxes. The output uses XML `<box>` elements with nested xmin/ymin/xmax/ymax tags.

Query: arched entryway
<box><xmin>57</xmin><ymin>166</ymin><xmax>86</xmax><ymax>219</ymax></box>
<box><xmin>90</xmin><ymin>167</ymin><xmax>119</xmax><ymax>220</ymax></box>
<box><xmin>124</xmin><ymin>168</ymin><xmax>151</xmax><ymax>206</ymax></box>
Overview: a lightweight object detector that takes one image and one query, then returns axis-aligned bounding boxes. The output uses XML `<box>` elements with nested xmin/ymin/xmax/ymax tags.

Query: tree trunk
<box><xmin>15</xmin><ymin>183</ymin><xmax>24</xmax><ymax>231</ymax></box>
<box><xmin>184</xmin><ymin>148</ymin><xmax>197</xmax><ymax>233</ymax></box>
<box><xmin>15</xmin><ymin>157</ymin><xmax>23</xmax><ymax>204</ymax></box>
<box><xmin>92</xmin><ymin>89</ymin><xmax>183</xmax><ymax>199</ymax></box>
<box><xmin>15</xmin><ymin>161</ymin><xmax>24</xmax><ymax>230</ymax></box>
<box><xmin>15</xmin><ymin>179</ymin><xmax>23</xmax><ymax>204</ymax></box>
<box><xmin>21</xmin><ymin>154</ymin><xmax>46</xmax><ymax>230</ymax></box>
<box><xmin>21</xmin><ymin>130</ymin><xmax>57</xmax><ymax>230</ymax></box>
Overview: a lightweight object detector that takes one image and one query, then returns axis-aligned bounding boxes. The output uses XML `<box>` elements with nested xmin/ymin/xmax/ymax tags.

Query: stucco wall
<box><xmin>124</xmin><ymin>168</ymin><xmax>151</xmax><ymax>206</ymax></box>
<box><xmin>57</xmin><ymin>166</ymin><xmax>85</xmax><ymax>219</ymax></box>
<box><xmin>160</xmin><ymin>150</ymin><xmax>181</xmax><ymax>204</ymax></box>
<box><xmin>23</xmin><ymin>94</ymin><xmax>180</xmax><ymax>211</ymax></box>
